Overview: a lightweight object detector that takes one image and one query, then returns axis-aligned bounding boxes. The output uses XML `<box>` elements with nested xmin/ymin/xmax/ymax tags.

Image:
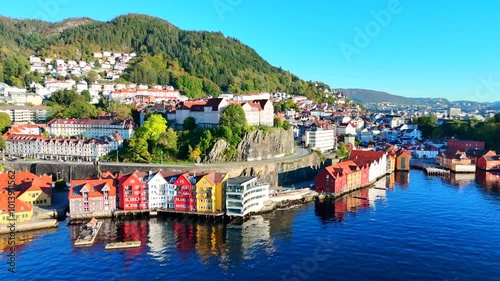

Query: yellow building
<box><xmin>16</xmin><ymin>182</ymin><xmax>52</xmax><ymax>206</ymax></box>
<box><xmin>196</xmin><ymin>172</ymin><xmax>229</xmax><ymax>213</ymax></box>
<box><xmin>0</xmin><ymin>191</ymin><xmax>34</xmax><ymax>224</ymax></box>
<box><xmin>0</xmin><ymin>171</ymin><xmax>52</xmax><ymax>207</ymax></box>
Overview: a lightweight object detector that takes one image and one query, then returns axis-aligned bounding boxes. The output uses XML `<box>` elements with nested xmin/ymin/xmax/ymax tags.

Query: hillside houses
<box><xmin>142</xmin><ymin>98</ymin><xmax>274</xmax><ymax>128</ymax></box>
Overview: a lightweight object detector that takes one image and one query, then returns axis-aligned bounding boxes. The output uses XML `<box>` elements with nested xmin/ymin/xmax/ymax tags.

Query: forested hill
<box><xmin>0</xmin><ymin>14</ymin><xmax>331</xmax><ymax>99</ymax></box>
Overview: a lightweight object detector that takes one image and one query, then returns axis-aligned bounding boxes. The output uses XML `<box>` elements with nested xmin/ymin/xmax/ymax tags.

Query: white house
<box><xmin>337</xmin><ymin>123</ymin><xmax>357</xmax><ymax>136</ymax></box>
<box><xmin>225</xmin><ymin>177</ymin><xmax>269</xmax><ymax>217</ymax></box>
<box><xmin>146</xmin><ymin>171</ymin><xmax>168</xmax><ymax>210</ymax></box>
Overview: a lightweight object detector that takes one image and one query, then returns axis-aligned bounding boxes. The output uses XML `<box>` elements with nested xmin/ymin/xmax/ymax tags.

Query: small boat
<box><xmin>74</xmin><ymin>218</ymin><xmax>102</xmax><ymax>247</ymax></box>
<box><xmin>105</xmin><ymin>241</ymin><xmax>141</xmax><ymax>250</ymax></box>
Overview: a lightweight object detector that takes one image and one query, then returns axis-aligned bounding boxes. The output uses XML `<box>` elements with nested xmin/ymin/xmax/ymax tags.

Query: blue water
<box><xmin>1</xmin><ymin>170</ymin><xmax>500</xmax><ymax>281</ymax></box>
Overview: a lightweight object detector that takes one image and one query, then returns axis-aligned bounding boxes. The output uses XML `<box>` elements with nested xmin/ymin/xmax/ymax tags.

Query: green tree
<box><xmin>183</xmin><ymin>117</ymin><xmax>196</xmax><ymax>131</ymax></box>
<box><xmin>0</xmin><ymin>113</ymin><xmax>12</xmax><ymax>132</ymax></box>
<box><xmin>114</xmin><ymin>105</ymin><xmax>133</xmax><ymax>120</ymax></box>
<box><xmin>273</xmin><ymin>117</ymin><xmax>284</xmax><ymax>128</ymax></box>
<box><xmin>94</xmin><ymin>60</ymin><xmax>101</xmax><ymax>68</ymax></box>
<box><xmin>0</xmin><ymin>136</ymin><xmax>5</xmax><ymax>150</ymax></box>
<box><xmin>65</xmin><ymin>100</ymin><xmax>98</xmax><ymax>119</ymax></box>
<box><xmin>159</xmin><ymin>128</ymin><xmax>178</xmax><ymax>156</ymax></box>
<box><xmin>81</xmin><ymin>90</ymin><xmax>91</xmax><ymax>102</ymax></box>
<box><xmin>86</xmin><ymin>70</ymin><xmax>98</xmax><ymax>84</ymax></box>
<box><xmin>337</xmin><ymin>142</ymin><xmax>349</xmax><ymax>158</ymax></box>
<box><xmin>282</xmin><ymin>121</ymin><xmax>291</xmax><ymax>130</ymax></box>
<box><xmin>142</xmin><ymin>114</ymin><xmax>167</xmax><ymax>141</ymax></box>
<box><xmin>220</xmin><ymin>104</ymin><xmax>247</xmax><ymax>133</ymax></box>
<box><xmin>198</xmin><ymin>130</ymin><xmax>213</xmax><ymax>152</ymax></box>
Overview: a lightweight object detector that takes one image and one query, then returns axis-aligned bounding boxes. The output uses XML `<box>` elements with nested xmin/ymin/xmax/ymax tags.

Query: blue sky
<box><xmin>2</xmin><ymin>0</ymin><xmax>500</xmax><ymax>102</ymax></box>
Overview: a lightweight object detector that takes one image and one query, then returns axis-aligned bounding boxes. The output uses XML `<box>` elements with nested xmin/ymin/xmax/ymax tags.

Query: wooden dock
<box><xmin>74</xmin><ymin>219</ymin><xmax>102</xmax><ymax>247</ymax></box>
<box><xmin>105</xmin><ymin>241</ymin><xmax>141</xmax><ymax>250</ymax></box>
<box><xmin>157</xmin><ymin>209</ymin><xmax>225</xmax><ymax>217</ymax></box>
<box><xmin>425</xmin><ymin>167</ymin><xmax>450</xmax><ymax>175</ymax></box>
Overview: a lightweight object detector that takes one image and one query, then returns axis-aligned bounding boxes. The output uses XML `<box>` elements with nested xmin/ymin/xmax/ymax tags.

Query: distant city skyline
<box><xmin>2</xmin><ymin>0</ymin><xmax>500</xmax><ymax>102</ymax></box>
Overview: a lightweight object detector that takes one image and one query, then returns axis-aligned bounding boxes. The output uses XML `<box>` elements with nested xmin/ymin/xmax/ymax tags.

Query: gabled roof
<box><xmin>0</xmin><ymin>191</ymin><xmax>32</xmax><ymax>214</ymax></box>
<box><xmin>100</xmin><ymin>171</ymin><xmax>115</xmax><ymax>180</ymax></box>
<box><xmin>200</xmin><ymin>172</ymin><xmax>216</xmax><ymax>185</ymax></box>
<box><xmin>205</xmin><ymin>98</ymin><xmax>225</xmax><ymax>110</ymax></box>
<box><xmin>349</xmin><ymin>150</ymin><xmax>386</xmax><ymax>161</ymax></box>
<box><xmin>214</xmin><ymin>172</ymin><xmax>228</xmax><ymax>184</ymax></box>
<box><xmin>0</xmin><ymin>170</ymin><xmax>52</xmax><ymax>197</ymax></box>
<box><xmin>69</xmin><ymin>178</ymin><xmax>116</xmax><ymax>199</ymax></box>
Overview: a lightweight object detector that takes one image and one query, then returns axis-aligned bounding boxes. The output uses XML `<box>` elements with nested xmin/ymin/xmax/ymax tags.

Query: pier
<box><xmin>157</xmin><ymin>209</ymin><xmax>225</xmax><ymax>221</ymax></box>
<box><xmin>0</xmin><ymin>219</ymin><xmax>58</xmax><ymax>234</ymax></box>
<box><xmin>424</xmin><ymin>167</ymin><xmax>450</xmax><ymax>175</ymax></box>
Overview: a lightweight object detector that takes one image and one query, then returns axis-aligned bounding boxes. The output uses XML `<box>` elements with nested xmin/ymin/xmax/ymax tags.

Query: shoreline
<box><xmin>0</xmin><ymin>219</ymin><xmax>58</xmax><ymax>234</ymax></box>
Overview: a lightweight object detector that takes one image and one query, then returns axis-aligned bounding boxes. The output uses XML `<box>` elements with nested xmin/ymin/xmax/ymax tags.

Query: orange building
<box><xmin>395</xmin><ymin>149</ymin><xmax>411</xmax><ymax>171</ymax></box>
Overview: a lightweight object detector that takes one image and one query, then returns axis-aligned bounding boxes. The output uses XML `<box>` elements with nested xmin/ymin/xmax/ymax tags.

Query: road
<box><xmin>1</xmin><ymin>146</ymin><xmax>312</xmax><ymax>169</ymax></box>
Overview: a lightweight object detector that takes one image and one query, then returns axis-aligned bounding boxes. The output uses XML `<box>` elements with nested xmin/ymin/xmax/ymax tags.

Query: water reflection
<box><xmin>395</xmin><ymin>171</ymin><xmax>410</xmax><ymax>187</ymax></box>
<box><xmin>449</xmin><ymin>172</ymin><xmax>476</xmax><ymax>187</ymax></box>
<box><xmin>476</xmin><ymin>171</ymin><xmax>500</xmax><ymax>189</ymax></box>
<box><xmin>0</xmin><ymin>227</ymin><xmax>56</xmax><ymax>252</ymax></box>
<box><xmin>387</xmin><ymin>172</ymin><xmax>395</xmax><ymax>189</ymax></box>
<box><xmin>315</xmin><ymin>177</ymin><xmax>389</xmax><ymax>223</ymax></box>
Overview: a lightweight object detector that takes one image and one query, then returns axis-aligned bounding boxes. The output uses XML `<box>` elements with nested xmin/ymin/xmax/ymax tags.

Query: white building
<box><xmin>4</xmin><ymin>133</ymin><xmax>123</xmax><ymax>161</ymax></box>
<box><xmin>172</xmin><ymin>98</ymin><xmax>274</xmax><ymax>128</ymax></box>
<box><xmin>146</xmin><ymin>171</ymin><xmax>168</xmax><ymax>210</ymax></box>
<box><xmin>241</xmin><ymin>99</ymin><xmax>274</xmax><ymax>127</ymax></box>
<box><xmin>349</xmin><ymin>150</ymin><xmax>388</xmax><ymax>182</ymax></box>
<box><xmin>46</xmin><ymin>118</ymin><xmax>135</xmax><ymax>140</ymax></box>
<box><xmin>336</xmin><ymin>123</ymin><xmax>357</xmax><ymax>136</ymax></box>
<box><xmin>302</xmin><ymin>127</ymin><xmax>336</xmax><ymax>152</ymax></box>
<box><xmin>225</xmin><ymin>177</ymin><xmax>269</xmax><ymax>217</ymax></box>
<box><xmin>0</xmin><ymin>106</ymin><xmax>49</xmax><ymax>124</ymax></box>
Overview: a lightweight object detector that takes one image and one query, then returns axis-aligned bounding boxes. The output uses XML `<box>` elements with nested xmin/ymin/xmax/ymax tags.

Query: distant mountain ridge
<box><xmin>336</xmin><ymin>88</ymin><xmax>450</xmax><ymax>105</ymax></box>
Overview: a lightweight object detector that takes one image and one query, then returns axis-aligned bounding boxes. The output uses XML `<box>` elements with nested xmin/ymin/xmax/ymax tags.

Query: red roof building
<box><xmin>477</xmin><ymin>151</ymin><xmax>500</xmax><ymax>171</ymax></box>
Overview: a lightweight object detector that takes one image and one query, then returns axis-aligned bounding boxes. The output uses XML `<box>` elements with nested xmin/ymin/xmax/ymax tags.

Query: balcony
<box><xmin>226</xmin><ymin>187</ymin><xmax>243</xmax><ymax>193</ymax></box>
<box><xmin>227</xmin><ymin>202</ymin><xmax>243</xmax><ymax>207</ymax></box>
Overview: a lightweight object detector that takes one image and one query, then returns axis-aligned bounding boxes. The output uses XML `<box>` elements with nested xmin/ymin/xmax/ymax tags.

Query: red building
<box><xmin>118</xmin><ymin>171</ymin><xmax>148</xmax><ymax>210</ymax></box>
<box><xmin>477</xmin><ymin>151</ymin><xmax>500</xmax><ymax>171</ymax></box>
<box><xmin>315</xmin><ymin>164</ymin><xmax>347</xmax><ymax>194</ymax></box>
<box><xmin>447</xmin><ymin>139</ymin><xmax>485</xmax><ymax>152</ymax></box>
<box><xmin>173</xmin><ymin>173</ymin><xmax>197</xmax><ymax>212</ymax></box>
